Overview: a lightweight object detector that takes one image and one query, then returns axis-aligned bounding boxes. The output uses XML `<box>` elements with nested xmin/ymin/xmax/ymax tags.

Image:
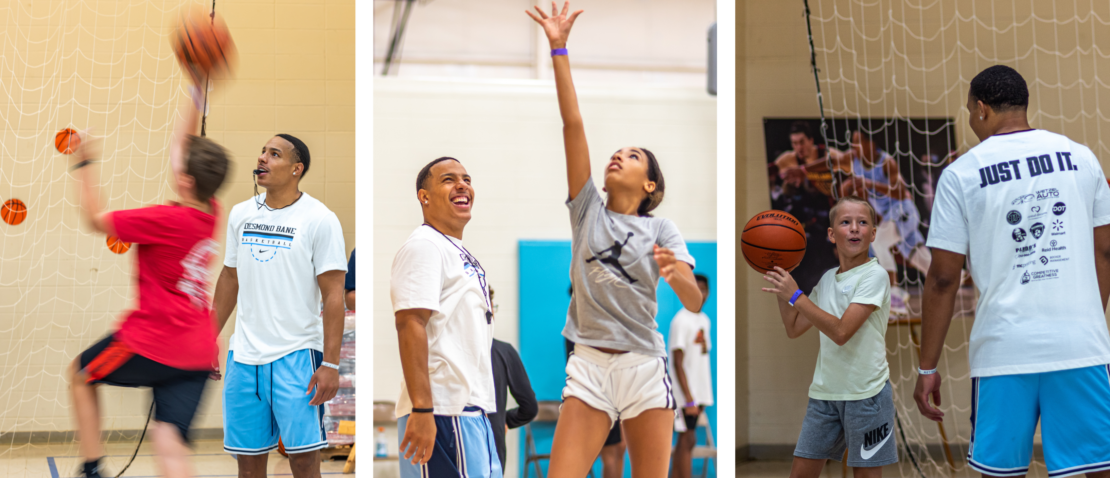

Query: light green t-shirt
<box><xmin>807</xmin><ymin>258</ymin><xmax>891</xmax><ymax>401</ymax></box>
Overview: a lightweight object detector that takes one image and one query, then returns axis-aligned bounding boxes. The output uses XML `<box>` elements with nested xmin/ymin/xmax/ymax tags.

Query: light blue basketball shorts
<box><xmin>223</xmin><ymin>349</ymin><xmax>328</xmax><ymax>455</ymax></box>
<box><xmin>969</xmin><ymin>364</ymin><xmax>1110</xmax><ymax>477</ymax></box>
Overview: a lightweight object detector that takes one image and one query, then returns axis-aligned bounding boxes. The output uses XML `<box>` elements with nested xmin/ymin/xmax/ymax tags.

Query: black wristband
<box><xmin>411</xmin><ymin>407</ymin><xmax>434</xmax><ymax>414</ymax></box>
<box><xmin>71</xmin><ymin>159</ymin><xmax>95</xmax><ymax>171</ymax></box>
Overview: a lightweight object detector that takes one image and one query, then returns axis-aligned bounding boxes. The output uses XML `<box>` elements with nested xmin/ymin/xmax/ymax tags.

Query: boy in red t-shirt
<box><xmin>67</xmin><ymin>80</ymin><xmax>230</xmax><ymax>478</ymax></box>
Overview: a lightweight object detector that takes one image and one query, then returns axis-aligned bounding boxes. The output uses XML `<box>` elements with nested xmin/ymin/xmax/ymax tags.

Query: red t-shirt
<box><xmin>107</xmin><ymin>201</ymin><xmax>220</xmax><ymax>371</ymax></box>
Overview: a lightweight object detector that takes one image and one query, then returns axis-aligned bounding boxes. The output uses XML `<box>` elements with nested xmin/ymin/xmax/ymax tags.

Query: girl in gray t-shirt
<box><xmin>528</xmin><ymin>2</ymin><xmax>706</xmax><ymax>476</ymax></box>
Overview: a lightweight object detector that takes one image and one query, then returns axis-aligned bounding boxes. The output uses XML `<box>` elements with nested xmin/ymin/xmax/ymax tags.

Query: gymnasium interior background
<box><xmin>372</xmin><ymin>1</ymin><xmax>717</xmax><ymax>477</ymax></box>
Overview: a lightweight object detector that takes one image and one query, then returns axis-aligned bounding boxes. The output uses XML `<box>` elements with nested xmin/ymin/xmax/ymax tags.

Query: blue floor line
<box><xmin>46</xmin><ymin>457</ymin><xmax>60</xmax><ymax>478</ymax></box>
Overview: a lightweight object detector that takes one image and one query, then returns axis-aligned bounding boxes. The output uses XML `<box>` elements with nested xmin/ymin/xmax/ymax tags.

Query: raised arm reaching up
<box><xmin>527</xmin><ymin>2</ymin><xmax>589</xmax><ymax>199</ymax></box>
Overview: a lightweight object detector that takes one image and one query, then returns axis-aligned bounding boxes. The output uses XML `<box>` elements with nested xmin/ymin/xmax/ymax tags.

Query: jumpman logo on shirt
<box><xmin>586</xmin><ymin>231</ymin><xmax>638</xmax><ymax>284</ymax></box>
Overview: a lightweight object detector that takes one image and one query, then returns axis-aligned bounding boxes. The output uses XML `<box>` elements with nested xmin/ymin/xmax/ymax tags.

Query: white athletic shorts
<box><xmin>561</xmin><ymin>344</ymin><xmax>677</xmax><ymax>426</ymax></box>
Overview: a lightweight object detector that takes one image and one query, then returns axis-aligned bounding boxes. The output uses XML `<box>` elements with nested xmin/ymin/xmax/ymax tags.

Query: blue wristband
<box><xmin>551</xmin><ymin>48</ymin><xmax>568</xmax><ymax>56</ymax></box>
<box><xmin>788</xmin><ymin>289</ymin><xmax>804</xmax><ymax>306</ymax></box>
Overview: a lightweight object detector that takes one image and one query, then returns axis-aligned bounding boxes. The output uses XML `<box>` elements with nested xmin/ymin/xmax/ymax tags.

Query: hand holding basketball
<box><xmin>761</xmin><ymin>266</ymin><xmax>800</xmax><ymax>303</ymax></box>
<box><xmin>653</xmin><ymin>244</ymin><xmax>677</xmax><ymax>283</ymax></box>
<box><xmin>526</xmin><ymin>1</ymin><xmax>583</xmax><ymax>48</ymax></box>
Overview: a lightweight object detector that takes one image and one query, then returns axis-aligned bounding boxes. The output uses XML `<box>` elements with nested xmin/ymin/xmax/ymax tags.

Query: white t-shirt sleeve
<box><xmin>390</xmin><ymin>238</ymin><xmax>444</xmax><ymax>313</ymax></box>
<box><xmin>312</xmin><ymin>212</ymin><xmax>349</xmax><ymax>275</ymax></box>
<box><xmin>925</xmin><ymin>168</ymin><xmax>970</xmax><ymax>254</ymax></box>
<box><xmin>668</xmin><ymin>313</ymin><xmax>691</xmax><ymax>352</ymax></box>
<box><xmin>223</xmin><ymin>206</ymin><xmax>240</xmax><ymax>268</ymax></box>
<box><xmin>1084</xmin><ymin>147</ymin><xmax>1110</xmax><ymax>227</ymax></box>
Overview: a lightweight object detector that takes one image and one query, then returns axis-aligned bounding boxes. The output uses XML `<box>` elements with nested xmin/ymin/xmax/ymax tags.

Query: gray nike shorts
<box><xmin>794</xmin><ymin>381</ymin><xmax>898</xmax><ymax>468</ymax></box>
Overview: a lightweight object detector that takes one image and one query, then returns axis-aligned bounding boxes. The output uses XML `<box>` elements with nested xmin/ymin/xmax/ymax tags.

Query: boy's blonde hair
<box><xmin>829</xmin><ymin>196</ymin><xmax>878</xmax><ymax>225</ymax></box>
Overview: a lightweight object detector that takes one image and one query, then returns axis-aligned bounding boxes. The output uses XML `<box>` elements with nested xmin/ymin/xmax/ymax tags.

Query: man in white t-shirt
<box><xmin>915</xmin><ymin>65</ymin><xmax>1110</xmax><ymax>478</ymax></box>
<box><xmin>668</xmin><ymin>274</ymin><xmax>713</xmax><ymax>478</ymax></box>
<box><xmin>212</xmin><ymin>134</ymin><xmax>348</xmax><ymax>478</ymax></box>
<box><xmin>391</xmin><ymin>157</ymin><xmax>501</xmax><ymax>478</ymax></box>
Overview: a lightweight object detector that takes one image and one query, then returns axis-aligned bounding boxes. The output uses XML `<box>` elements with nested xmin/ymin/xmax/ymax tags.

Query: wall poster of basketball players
<box><xmin>762</xmin><ymin>118</ymin><xmax>957</xmax><ymax>315</ymax></box>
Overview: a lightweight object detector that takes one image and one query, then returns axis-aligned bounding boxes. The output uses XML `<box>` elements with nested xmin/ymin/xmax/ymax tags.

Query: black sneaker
<box><xmin>80</xmin><ymin>459</ymin><xmax>106</xmax><ymax>478</ymax></box>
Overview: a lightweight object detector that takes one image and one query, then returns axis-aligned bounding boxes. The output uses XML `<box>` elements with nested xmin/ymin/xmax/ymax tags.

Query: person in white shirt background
<box><xmin>391</xmin><ymin>156</ymin><xmax>501</xmax><ymax>478</ymax></box>
<box><xmin>668</xmin><ymin>273</ymin><xmax>713</xmax><ymax>478</ymax></box>
<box><xmin>916</xmin><ymin>65</ymin><xmax>1110</xmax><ymax>478</ymax></box>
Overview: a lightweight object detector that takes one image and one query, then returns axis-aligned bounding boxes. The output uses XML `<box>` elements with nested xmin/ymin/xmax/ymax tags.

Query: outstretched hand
<box><xmin>526</xmin><ymin>1</ymin><xmax>583</xmax><ymax>48</ymax></box>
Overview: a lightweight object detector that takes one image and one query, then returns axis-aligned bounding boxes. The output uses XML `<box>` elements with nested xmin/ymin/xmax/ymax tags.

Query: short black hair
<box><xmin>789</xmin><ymin>121</ymin><xmax>814</xmax><ymax>139</ymax></box>
<box><xmin>694</xmin><ymin>274</ymin><xmax>709</xmax><ymax>288</ymax></box>
<box><xmin>969</xmin><ymin>65</ymin><xmax>1029</xmax><ymax>112</ymax></box>
<box><xmin>276</xmin><ymin>134</ymin><xmax>311</xmax><ymax>179</ymax></box>
<box><xmin>416</xmin><ymin>157</ymin><xmax>460</xmax><ymax>193</ymax></box>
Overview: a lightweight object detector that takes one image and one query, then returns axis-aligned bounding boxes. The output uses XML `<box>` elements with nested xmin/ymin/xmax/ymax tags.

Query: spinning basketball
<box><xmin>171</xmin><ymin>7</ymin><xmax>236</xmax><ymax>78</ymax></box>
<box><xmin>1</xmin><ymin>199</ymin><xmax>27</xmax><ymax>226</ymax></box>
<box><xmin>741</xmin><ymin>210</ymin><xmax>806</xmax><ymax>273</ymax></box>
<box><xmin>56</xmin><ymin>128</ymin><xmax>80</xmax><ymax>154</ymax></box>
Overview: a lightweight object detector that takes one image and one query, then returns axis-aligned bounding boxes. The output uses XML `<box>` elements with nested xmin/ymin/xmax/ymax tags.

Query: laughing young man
<box><xmin>391</xmin><ymin>157</ymin><xmax>502</xmax><ymax>478</ymax></box>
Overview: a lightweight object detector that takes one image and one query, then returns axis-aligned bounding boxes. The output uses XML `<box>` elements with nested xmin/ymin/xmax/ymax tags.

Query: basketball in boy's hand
<box><xmin>742</xmin><ymin>210</ymin><xmax>806</xmax><ymax>273</ymax></box>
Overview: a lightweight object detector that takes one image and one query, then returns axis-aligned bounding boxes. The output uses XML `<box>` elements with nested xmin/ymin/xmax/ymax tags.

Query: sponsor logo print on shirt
<box><xmin>242</xmin><ymin>223</ymin><xmax>297</xmax><ymax>263</ymax></box>
<box><xmin>1010</xmin><ymin>188</ymin><xmax>1060</xmax><ymax>205</ymax></box>
<box><xmin>1006</xmin><ymin>210</ymin><xmax>1022</xmax><ymax>225</ymax></box>
<box><xmin>1012</xmin><ymin>228</ymin><xmax>1027</xmax><ymax>242</ymax></box>
<box><xmin>1030</xmin><ymin>222</ymin><xmax>1045</xmax><ymax>239</ymax></box>
<box><xmin>1039</xmin><ymin>256</ymin><xmax>1049</xmax><ymax>265</ymax></box>
<box><xmin>860</xmin><ymin>423</ymin><xmax>892</xmax><ymax>460</ymax></box>
<box><xmin>1015</xmin><ymin>244</ymin><xmax>1036</xmax><ymax>257</ymax></box>
<box><xmin>1042</xmin><ymin>239</ymin><xmax>1067</xmax><ymax>253</ymax></box>
<box><xmin>1022</xmin><ymin>269</ymin><xmax>1060</xmax><ymax>285</ymax></box>
<box><xmin>1053</xmin><ymin>202</ymin><xmax>1067</xmax><ymax>215</ymax></box>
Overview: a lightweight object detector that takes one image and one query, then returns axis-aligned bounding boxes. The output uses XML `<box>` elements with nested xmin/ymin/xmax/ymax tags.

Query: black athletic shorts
<box><xmin>565</xmin><ymin>338</ymin><xmax>623</xmax><ymax>446</ymax></box>
<box><xmin>79</xmin><ymin>334</ymin><xmax>209</xmax><ymax>442</ymax></box>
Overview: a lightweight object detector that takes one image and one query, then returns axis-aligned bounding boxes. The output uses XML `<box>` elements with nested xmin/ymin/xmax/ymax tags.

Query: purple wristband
<box><xmin>551</xmin><ymin>48</ymin><xmax>568</xmax><ymax>56</ymax></box>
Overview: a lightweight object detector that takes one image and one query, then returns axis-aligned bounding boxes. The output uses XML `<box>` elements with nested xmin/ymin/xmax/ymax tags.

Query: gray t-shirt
<box><xmin>563</xmin><ymin>179</ymin><xmax>695</xmax><ymax>357</ymax></box>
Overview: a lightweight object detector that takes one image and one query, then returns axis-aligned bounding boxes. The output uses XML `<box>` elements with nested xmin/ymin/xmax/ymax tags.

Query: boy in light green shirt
<box><xmin>763</xmin><ymin>196</ymin><xmax>897</xmax><ymax>477</ymax></box>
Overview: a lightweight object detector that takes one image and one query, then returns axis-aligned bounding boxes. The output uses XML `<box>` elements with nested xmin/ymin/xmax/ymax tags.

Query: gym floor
<box><xmin>738</xmin><ymin>460</ymin><xmax>904</xmax><ymax>477</ymax></box>
<box><xmin>0</xmin><ymin>440</ymin><xmax>349</xmax><ymax>478</ymax></box>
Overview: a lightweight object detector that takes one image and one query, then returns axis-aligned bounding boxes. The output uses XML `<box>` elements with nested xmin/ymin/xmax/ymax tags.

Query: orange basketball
<box><xmin>1</xmin><ymin>199</ymin><xmax>27</xmax><ymax>226</ymax></box>
<box><xmin>55</xmin><ymin>128</ymin><xmax>80</xmax><ymax>154</ymax></box>
<box><xmin>741</xmin><ymin>210</ymin><xmax>807</xmax><ymax>273</ymax></box>
<box><xmin>107</xmin><ymin>236</ymin><xmax>131</xmax><ymax>254</ymax></box>
<box><xmin>171</xmin><ymin>7</ymin><xmax>236</xmax><ymax>78</ymax></box>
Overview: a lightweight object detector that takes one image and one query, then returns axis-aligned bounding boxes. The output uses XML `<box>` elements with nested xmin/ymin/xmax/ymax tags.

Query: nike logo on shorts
<box><xmin>860</xmin><ymin>423</ymin><xmax>892</xmax><ymax>460</ymax></box>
